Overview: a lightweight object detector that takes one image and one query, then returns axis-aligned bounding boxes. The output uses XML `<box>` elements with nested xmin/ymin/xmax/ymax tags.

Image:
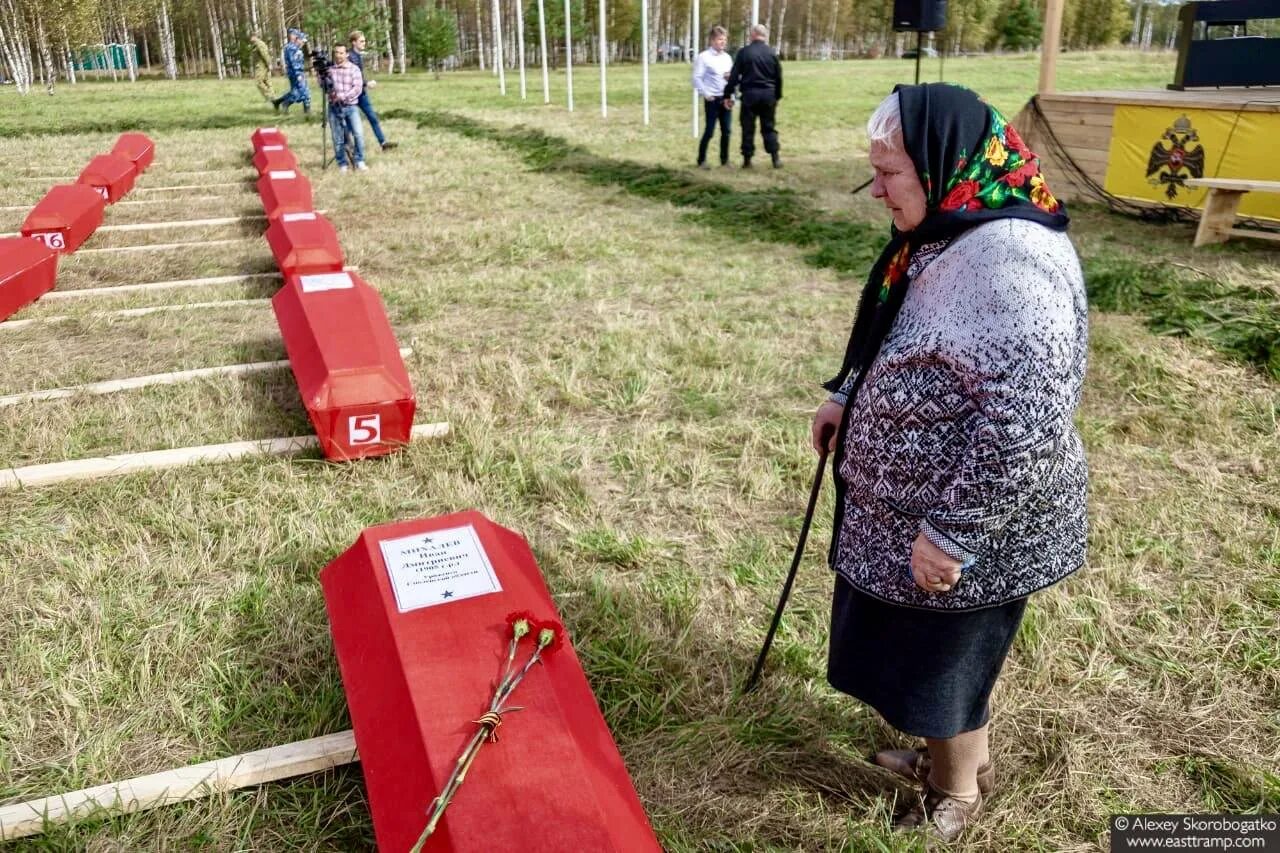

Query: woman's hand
<box><xmin>812</xmin><ymin>401</ymin><xmax>842</xmax><ymax>454</ymax></box>
<box><xmin>911</xmin><ymin>532</ymin><xmax>962</xmax><ymax>593</ymax></box>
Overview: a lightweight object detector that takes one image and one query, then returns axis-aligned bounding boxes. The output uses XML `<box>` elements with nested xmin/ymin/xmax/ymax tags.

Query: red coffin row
<box><xmin>272</xmin><ymin>270</ymin><xmax>415</xmax><ymax>460</ymax></box>
<box><xmin>264</xmin><ymin>212</ymin><xmax>344</xmax><ymax>276</ymax></box>
<box><xmin>321</xmin><ymin>511</ymin><xmax>663</xmax><ymax>852</ymax></box>
<box><xmin>77</xmin><ymin>154</ymin><xmax>138</xmax><ymax>204</ymax></box>
<box><xmin>250</xmin><ymin>126</ymin><xmax>288</xmax><ymax>152</ymax></box>
<box><xmin>21</xmin><ymin>184</ymin><xmax>106</xmax><ymax>254</ymax></box>
<box><xmin>252</xmin><ymin>146</ymin><xmax>299</xmax><ymax>176</ymax></box>
<box><xmin>0</xmin><ymin>237</ymin><xmax>59</xmax><ymax>322</ymax></box>
<box><xmin>257</xmin><ymin>170</ymin><xmax>314</xmax><ymax>221</ymax></box>
<box><xmin>111</xmin><ymin>132</ymin><xmax>155</xmax><ymax>173</ymax></box>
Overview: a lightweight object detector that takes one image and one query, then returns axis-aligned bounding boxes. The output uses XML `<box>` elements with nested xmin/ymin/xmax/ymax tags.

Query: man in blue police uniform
<box><xmin>273</xmin><ymin>28</ymin><xmax>311</xmax><ymax>116</ymax></box>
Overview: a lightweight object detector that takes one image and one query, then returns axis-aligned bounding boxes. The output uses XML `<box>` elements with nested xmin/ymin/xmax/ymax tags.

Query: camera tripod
<box><xmin>319</xmin><ymin>102</ymin><xmax>356</xmax><ymax>171</ymax></box>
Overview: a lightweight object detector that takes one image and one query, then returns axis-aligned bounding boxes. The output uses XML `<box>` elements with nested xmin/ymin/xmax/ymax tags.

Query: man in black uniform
<box><xmin>724</xmin><ymin>24</ymin><xmax>783</xmax><ymax>168</ymax></box>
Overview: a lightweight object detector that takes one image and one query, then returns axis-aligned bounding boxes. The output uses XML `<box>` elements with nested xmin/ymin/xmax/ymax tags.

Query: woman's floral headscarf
<box><xmin>824</xmin><ymin>83</ymin><xmax>1069</xmax><ymax>399</ymax></box>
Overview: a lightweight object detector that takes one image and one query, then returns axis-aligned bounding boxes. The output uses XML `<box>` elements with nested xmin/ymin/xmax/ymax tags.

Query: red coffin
<box><xmin>256</xmin><ymin>170</ymin><xmax>315</xmax><ymax>221</ymax></box>
<box><xmin>77</xmin><ymin>153</ymin><xmax>138</xmax><ymax>204</ymax></box>
<box><xmin>264</xmin><ymin>212</ymin><xmax>344</xmax><ymax>277</ymax></box>
<box><xmin>252</xmin><ymin>146</ymin><xmax>299</xmax><ymax>176</ymax></box>
<box><xmin>20</xmin><ymin>184</ymin><xmax>106</xmax><ymax>254</ymax></box>
<box><xmin>0</xmin><ymin>237</ymin><xmax>59</xmax><ymax>322</ymax></box>
<box><xmin>320</xmin><ymin>511</ymin><xmax>662</xmax><ymax>852</ymax></box>
<box><xmin>272</xmin><ymin>270</ymin><xmax>415</xmax><ymax>460</ymax></box>
<box><xmin>250</xmin><ymin>126</ymin><xmax>288</xmax><ymax>152</ymax></box>
<box><xmin>111</xmin><ymin>132</ymin><xmax>155</xmax><ymax>173</ymax></box>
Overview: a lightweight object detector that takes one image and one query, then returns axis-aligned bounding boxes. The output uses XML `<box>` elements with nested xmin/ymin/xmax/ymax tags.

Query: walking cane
<box><xmin>742</xmin><ymin>424</ymin><xmax>833</xmax><ymax>694</ymax></box>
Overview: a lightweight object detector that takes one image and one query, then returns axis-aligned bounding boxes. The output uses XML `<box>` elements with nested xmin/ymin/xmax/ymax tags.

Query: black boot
<box><xmin>771</xmin><ymin>152</ymin><xmax>782</xmax><ymax>168</ymax></box>
<box><xmin>742</xmin><ymin>156</ymin><xmax>752</xmax><ymax>169</ymax></box>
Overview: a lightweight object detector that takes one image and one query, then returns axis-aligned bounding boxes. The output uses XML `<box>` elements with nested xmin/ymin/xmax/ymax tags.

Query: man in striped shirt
<box><xmin>327</xmin><ymin>44</ymin><xmax>367</xmax><ymax>172</ymax></box>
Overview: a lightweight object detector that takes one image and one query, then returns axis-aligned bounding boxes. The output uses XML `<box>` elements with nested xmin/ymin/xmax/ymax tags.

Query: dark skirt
<box><xmin>827</xmin><ymin>576</ymin><xmax>1027</xmax><ymax>739</ymax></box>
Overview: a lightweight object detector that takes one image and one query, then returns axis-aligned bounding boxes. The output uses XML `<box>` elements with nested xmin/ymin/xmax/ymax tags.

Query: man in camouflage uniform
<box><xmin>272</xmin><ymin>28</ymin><xmax>311</xmax><ymax>116</ymax></box>
<box><xmin>250</xmin><ymin>31</ymin><xmax>274</xmax><ymax>102</ymax></box>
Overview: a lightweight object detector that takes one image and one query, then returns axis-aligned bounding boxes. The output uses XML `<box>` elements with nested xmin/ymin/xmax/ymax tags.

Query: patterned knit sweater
<box><xmin>831</xmin><ymin>218</ymin><xmax>1089</xmax><ymax>610</ymax></box>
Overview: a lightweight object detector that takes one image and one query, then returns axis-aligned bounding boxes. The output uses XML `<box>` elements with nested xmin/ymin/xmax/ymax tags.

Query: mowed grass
<box><xmin>1</xmin><ymin>53</ymin><xmax>1278</xmax><ymax>851</ymax></box>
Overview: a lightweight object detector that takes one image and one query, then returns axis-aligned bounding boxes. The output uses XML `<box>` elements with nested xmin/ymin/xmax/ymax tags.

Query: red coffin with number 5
<box><xmin>77</xmin><ymin>154</ymin><xmax>138</xmax><ymax>204</ymax></box>
<box><xmin>272</xmin><ymin>270</ymin><xmax>415</xmax><ymax>460</ymax></box>
<box><xmin>0</xmin><ymin>237</ymin><xmax>59</xmax><ymax>322</ymax></box>
<box><xmin>251</xmin><ymin>127</ymin><xmax>288</xmax><ymax>152</ymax></box>
<box><xmin>111</xmin><ymin>132</ymin><xmax>155</xmax><ymax>173</ymax></box>
<box><xmin>264</xmin><ymin>212</ymin><xmax>344</xmax><ymax>277</ymax></box>
<box><xmin>320</xmin><ymin>511</ymin><xmax>663</xmax><ymax>852</ymax></box>
<box><xmin>257</xmin><ymin>170</ymin><xmax>314</xmax><ymax>221</ymax></box>
<box><xmin>252</xmin><ymin>146</ymin><xmax>299</xmax><ymax>176</ymax></box>
<box><xmin>20</xmin><ymin>184</ymin><xmax>107</xmax><ymax>254</ymax></box>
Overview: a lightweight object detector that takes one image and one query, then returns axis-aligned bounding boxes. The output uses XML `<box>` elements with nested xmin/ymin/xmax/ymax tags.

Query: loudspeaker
<box><xmin>892</xmin><ymin>0</ymin><xmax>947</xmax><ymax>32</ymax></box>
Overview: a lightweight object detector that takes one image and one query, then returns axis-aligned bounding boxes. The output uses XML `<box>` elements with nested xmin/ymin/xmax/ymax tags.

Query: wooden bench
<box><xmin>1186</xmin><ymin>178</ymin><xmax>1280</xmax><ymax>247</ymax></box>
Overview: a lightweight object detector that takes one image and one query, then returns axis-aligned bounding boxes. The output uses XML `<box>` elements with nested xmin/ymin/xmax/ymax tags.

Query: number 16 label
<box><xmin>32</xmin><ymin>232</ymin><xmax>66</xmax><ymax>251</ymax></box>
<box><xmin>348</xmin><ymin>414</ymin><xmax>382</xmax><ymax>446</ymax></box>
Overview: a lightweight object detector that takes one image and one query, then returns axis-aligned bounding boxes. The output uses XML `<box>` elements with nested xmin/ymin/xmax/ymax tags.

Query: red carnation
<box><xmin>940</xmin><ymin>179</ymin><xmax>980</xmax><ymax>212</ymax></box>
<box><xmin>1001</xmin><ymin>160</ymin><xmax>1040</xmax><ymax>188</ymax></box>
<box><xmin>506</xmin><ymin>610</ymin><xmax>538</xmax><ymax>639</ymax></box>
<box><xmin>534</xmin><ymin>619</ymin><xmax>566</xmax><ymax>655</ymax></box>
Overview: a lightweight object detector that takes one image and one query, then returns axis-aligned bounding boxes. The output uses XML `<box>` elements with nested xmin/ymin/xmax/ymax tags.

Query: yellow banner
<box><xmin>1105</xmin><ymin>106</ymin><xmax>1280</xmax><ymax>222</ymax></box>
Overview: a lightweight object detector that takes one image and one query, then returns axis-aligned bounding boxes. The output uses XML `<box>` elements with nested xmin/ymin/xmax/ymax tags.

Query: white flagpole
<box><xmin>692</xmin><ymin>0</ymin><xmax>700</xmax><ymax>139</ymax></box>
<box><xmin>537</xmin><ymin>0</ymin><xmax>550</xmax><ymax>102</ymax></box>
<box><xmin>751</xmin><ymin>0</ymin><xmax>759</xmax><ymax>26</ymax></box>
<box><xmin>492</xmin><ymin>0</ymin><xmax>506</xmax><ymax>94</ymax></box>
<box><xmin>516</xmin><ymin>0</ymin><xmax>528</xmax><ymax>98</ymax></box>
<box><xmin>565</xmin><ymin>0</ymin><xmax>574</xmax><ymax>110</ymax></box>
<box><xmin>640</xmin><ymin>0</ymin><xmax>650</xmax><ymax>124</ymax></box>
<box><xmin>641</xmin><ymin>0</ymin><xmax>650</xmax><ymax>125</ymax></box>
<box><xmin>599</xmin><ymin>0</ymin><xmax>607</xmax><ymax>117</ymax></box>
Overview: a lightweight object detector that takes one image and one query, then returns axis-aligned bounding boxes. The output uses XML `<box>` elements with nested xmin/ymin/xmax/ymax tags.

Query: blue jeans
<box><xmin>279</xmin><ymin>77</ymin><xmax>310</xmax><ymax>111</ymax></box>
<box><xmin>356</xmin><ymin>91</ymin><xmax>386</xmax><ymax>146</ymax></box>
<box><xmin>330</xmin><ymin>103</ymin><xmax>365</xmax><ymax>167</ymax></box>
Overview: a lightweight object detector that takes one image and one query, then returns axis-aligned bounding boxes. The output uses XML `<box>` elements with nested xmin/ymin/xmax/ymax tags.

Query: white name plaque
<box><xmin>282</xmin><ymin>211</ymin><xmax>316</xmax><ymax>222</ymax></box>
<box><xmin>298</xmin><ymin>272</ymin><xmax>354</xmax><ymax>293</ymax></box>
<box><xmin>268</xmin><ymin>169</ymin><xmax>297</xmax><ymax>179</ymax></box>
<box><xmin>379</xmin><ymin>524</ymin><xmax>502</xmax><ymax>613</ymax></box>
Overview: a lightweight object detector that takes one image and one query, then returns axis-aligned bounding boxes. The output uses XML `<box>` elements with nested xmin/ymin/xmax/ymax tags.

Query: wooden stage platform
<box><xmin>1016</xmin><ymin>86</ymin><xmax>1280</xmax><ymax>208</ymax></box>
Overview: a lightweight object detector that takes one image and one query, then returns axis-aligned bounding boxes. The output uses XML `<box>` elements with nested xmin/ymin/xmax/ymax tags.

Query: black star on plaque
<box><xmin>441</xmin><ymin>590</ymin><xmax>454</xmax><ymax>599</ymax></box>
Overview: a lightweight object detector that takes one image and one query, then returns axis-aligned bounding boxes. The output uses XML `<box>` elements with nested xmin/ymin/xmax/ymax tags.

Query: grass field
<box><xmin>1</xmin><ymin>52</ymin><xmax>1278</xmax><ymax>851</ymax></box>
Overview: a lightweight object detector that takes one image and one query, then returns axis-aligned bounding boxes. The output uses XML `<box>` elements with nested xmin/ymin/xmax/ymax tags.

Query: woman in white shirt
<box><xmin>692</xmin><ymin>26</ymin><xmax>733</xmax><ymax>169</ymax></box>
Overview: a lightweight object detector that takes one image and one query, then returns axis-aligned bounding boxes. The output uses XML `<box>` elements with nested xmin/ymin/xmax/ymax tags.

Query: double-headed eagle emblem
<box><xmin>1146</xmin><ymin>115</ymin><xmax>1206</xmax><ymax>200</ymax></box>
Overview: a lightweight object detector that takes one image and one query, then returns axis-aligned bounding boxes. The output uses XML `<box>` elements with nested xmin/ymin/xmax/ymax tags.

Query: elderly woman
<box><xmin>810</xmin><ymin>83</ymin><xmax>1088</xmax><ymax>841</ymax></box>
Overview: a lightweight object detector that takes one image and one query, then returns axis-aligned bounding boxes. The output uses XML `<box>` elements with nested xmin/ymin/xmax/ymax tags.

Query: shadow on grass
<box><xmin>384</xmin><ymin>108</ymin><xmax>887</xmax><ymax>280</ymax></box>
<box><xmin>390</xmin><ymin>108</ymin><xmax>1280</xmax><ymax>383</ymax></box>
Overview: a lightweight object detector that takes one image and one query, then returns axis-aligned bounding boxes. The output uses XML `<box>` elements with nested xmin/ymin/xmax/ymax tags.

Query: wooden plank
<box><xmin>1043</xmin><ymin>89</ymin><xmax>1280</xmax><ymax>113</ymax></box>
<box><xmin>76</xmin><ymin>237</ymin><xmax>257</xmax><ymax>256</ymax></box>
<box><xmin>1187</xmin><ymin>178</ymin><xmax>1280</xmax><ymax>194</ymax></box>
<box><xmin>0</xmin><ymin>422</ymin><xmax>449</xmax><ymax>490</ymax></box>
<box><xmin>132</xmin><ymin>182</ymin><xmax>249</xmax><ymax>194</ymax></box>
<box><xmin>0</xmin><ymin>731</ymin><xmax>359</xmax><ymax>841</ymax></box>
<box><xmin>1227</xmin><ymin>226</ymin><xmax>1280</xmax><ymax>243</ymax></box>
<box><xmin>0</xmin><ymin>347</ymin><xmax>413</xmax><ymax>407</ymax></box>
<box><xmin>0</xmin><ymin>299</ymin><xmax>269</xmax><ymax>330</ymax></box>
<box><xmin>42</xmin><ymin>273</ymin><xmax>281</xmax><ymax>300</ymax></box>
<box><xmin>96</xmin><ymin>214</ymin><xmax>267</xmax><ymax>233</ymax></box>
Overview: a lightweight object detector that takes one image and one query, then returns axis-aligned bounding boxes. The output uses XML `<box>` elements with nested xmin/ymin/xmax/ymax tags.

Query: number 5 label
<box><xmin>348</xmin><ymin>414</ymin><xmax>382</xmax><ymax>446</ymax></box>
<box><xmin>32</xmin><ymin>232</ymin><xmax>66</xmax><ymax>250</ymax></box>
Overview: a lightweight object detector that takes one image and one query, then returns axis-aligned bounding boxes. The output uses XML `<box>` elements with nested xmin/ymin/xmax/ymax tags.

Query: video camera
<box><xmin>310</xmin><ymin>48</ymin><xmax>334</xmax><ymax>95</ymax></box>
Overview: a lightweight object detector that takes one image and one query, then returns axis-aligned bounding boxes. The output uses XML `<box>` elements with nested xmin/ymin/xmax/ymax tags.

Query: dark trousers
<box><xmin>740</xmin><ymin>91</ymin><xmax>779</xmax><ymax>160</ymax></box>
<box><xmin>698</xmin><ymin>97</ymin><xmax>732</xmax><ymax>165</ymax></box>
<box><xmin>356</xmin><ymin>90</ymin><xmax>386</xmax><ymax>146</ymax></box>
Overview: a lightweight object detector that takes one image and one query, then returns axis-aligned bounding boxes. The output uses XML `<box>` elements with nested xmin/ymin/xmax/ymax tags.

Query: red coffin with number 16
<box><xmin>21</xmin><ymin>184</ymin><xmax>107</xmax><ymax>254</ymax></box>
<box><xmin>272</xmin><ymin>270</ymin><xmax>415</xmax><ymax>460</ymax></box>
<box><xmin>320</xmin><ymin>511</ymin><xmax>663</xmax><ymax>852</ymax></box>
